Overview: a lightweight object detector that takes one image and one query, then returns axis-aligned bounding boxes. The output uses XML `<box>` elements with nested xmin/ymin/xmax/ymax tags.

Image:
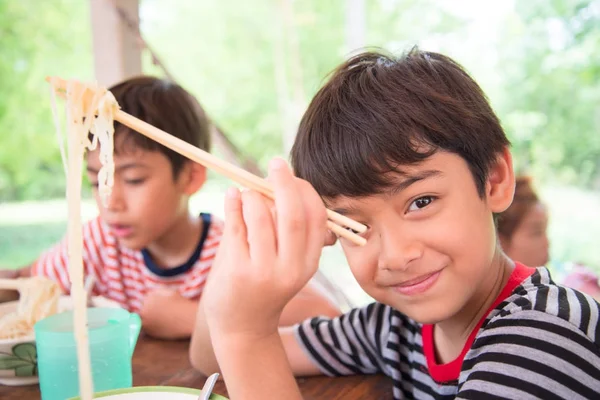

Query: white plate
<box><xmin>69</xmin><ymin>386</ymin><xmax>226</xmax><ymax>400</ymax></box>
<box><xmin>97</xmin><ymin>393</ymin><xmax>198</xmax><ymax>400</ymax></box>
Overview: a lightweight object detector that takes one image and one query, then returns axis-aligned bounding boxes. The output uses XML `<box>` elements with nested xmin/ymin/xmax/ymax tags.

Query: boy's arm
<box><xmin>139</xmin><ymin>288</ymin><xmax>199</xmax><ymax>340</ymax></box>
<box><xmin>138</xmin><ymin>278</ymin><xmax>341</xmax><ymax>340</ymax></box>
<box><xmin>192</xmin><ymin>160</ymin><xmax>388</xmax><ymax>399</ymax></box>
<box><xmin>278</xmin><ymin>282</ymin><xmax>342</xmax><ymax>326</ymax></box>
<box><xmin>193</xmin><ymin>159</ymin><xmax>334</xmax><ymax>399</ymax></box>
<box><xmin>189</xmin><ymin>298</ymin><xmax>320</xmax><ymax>377</ymax></box>
<box><xmin>212</xmin><ymin>330</ymin><xmax>305</xmax><ymax>400</ymax></box>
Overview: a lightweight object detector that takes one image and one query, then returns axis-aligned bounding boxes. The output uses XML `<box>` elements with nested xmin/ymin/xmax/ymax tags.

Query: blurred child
<box><xmin>0</xmin><ymin>76</ymin><xmax>340</xmax><ymax>339</ymax></box>
<box><xmin>497</xmin><ymin>176</ymin><xmax>550</xmax><ymax>267</ymax></box>
<box><xmin>498</xmin><ymin>176</ymin><xmax>600</xmax><ymax>300</ymax></box>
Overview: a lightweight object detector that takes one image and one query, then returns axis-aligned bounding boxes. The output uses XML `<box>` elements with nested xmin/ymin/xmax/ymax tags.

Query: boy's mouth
<box><xmin>393</xmin><ymin>270</ymin><xmax>441</xmax><ymax>296</ymax></box>
<box><xmin>109</xmin><ymin>224</ymin><xmax>134</xmax><ymax>238</ymax></box>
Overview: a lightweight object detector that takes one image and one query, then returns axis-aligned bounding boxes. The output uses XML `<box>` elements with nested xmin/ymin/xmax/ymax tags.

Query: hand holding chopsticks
<box><xmin>47</xmin><ymin>77</ymin><xmax>367</xmax><ymax>246</ymax></box>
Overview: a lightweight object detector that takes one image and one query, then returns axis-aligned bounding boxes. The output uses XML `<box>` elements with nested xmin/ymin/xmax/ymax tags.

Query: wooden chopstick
<box><xmin>47</xmin><ymin>77</ymin><xmax>367</xmax><ymax>246</ymax></box>
<box><xmin>0</xmin><ymin>278</ymin><xmax>25</xmax><ymax>291</ymax></box>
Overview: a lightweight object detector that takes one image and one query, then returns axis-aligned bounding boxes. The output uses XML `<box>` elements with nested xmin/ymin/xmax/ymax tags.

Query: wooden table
<box><xmin>1</xmin><ymin>334</ymin><xmax>392</xmax><ymax>399</ymax></box>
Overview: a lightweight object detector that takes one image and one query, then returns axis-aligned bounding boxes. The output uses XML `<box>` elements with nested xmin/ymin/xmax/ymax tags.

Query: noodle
<box><xmin>0</xmin><ymin>277</ymin><xmax>61</xmax><ymax>340</ymax></box>
<box><xmin>48</xmin><ymin>78</ymin><xmax>118</xmax><ymax>400</ymax></box>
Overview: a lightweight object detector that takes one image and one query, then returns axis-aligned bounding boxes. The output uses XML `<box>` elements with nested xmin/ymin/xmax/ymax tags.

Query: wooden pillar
<box><xmin>89</xmin><ymin>0</ymin><xmax>142</xmax><ymax>86</ymax></box>
<box><xmin>345</xmin><ymin>0</ymin><xmax>366</xmax><ymax>56</ymax></box>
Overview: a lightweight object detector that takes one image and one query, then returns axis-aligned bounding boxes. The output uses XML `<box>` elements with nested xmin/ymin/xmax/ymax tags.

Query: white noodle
<box><xmin>49</xmin><ymin>78</ymin><xmax>118</xmax><ymax>400</ymax></box>
<box><xmin>0</xmin><ymin>277</ymin><xmax>61</xmax><ymax>339</ymax></box>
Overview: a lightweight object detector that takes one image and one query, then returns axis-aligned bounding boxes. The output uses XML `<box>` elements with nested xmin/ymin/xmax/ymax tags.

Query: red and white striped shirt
<box><xmin>31</xmin><ymin>213</ymin><xmax>223</xmax><ymax>313</ymax></box>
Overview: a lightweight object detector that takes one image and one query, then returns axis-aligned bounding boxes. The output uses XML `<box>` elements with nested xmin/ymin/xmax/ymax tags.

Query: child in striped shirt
<box><xmin>191</xmin><ymin>48</ymin><xmax>600</xmax><ymax>399</ymax></box>
<box><xmin>0</xmin><ymin>76</ymin><xmax>340</xmax><ymax>339</ymax></box>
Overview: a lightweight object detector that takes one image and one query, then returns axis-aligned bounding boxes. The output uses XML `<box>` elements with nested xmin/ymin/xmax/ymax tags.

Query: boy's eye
<box><xmin>408</xmin><ymin>196</ymin><xmax>434</xmax><ymax>212</ymax></box>
<box><xmin>125</xmin><ymin>178</ymin><xmax>146</xmax><ymax>186</ymax></box>
<box><xmin>90</xmin><ymin>182</ymin><xmax>99</xmax><ymax>188</ymax></box>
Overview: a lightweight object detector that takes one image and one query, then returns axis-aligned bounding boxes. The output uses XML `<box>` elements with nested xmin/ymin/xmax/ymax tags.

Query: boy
<box><xmin>0</xmin><ymin>76</ymin><xmax>340</xmax><ymax>339</ymax></box>
<box><xmin>190</xmin><ymin>49</ymin><xmax>600</xmax><ymax>399</ymax></box>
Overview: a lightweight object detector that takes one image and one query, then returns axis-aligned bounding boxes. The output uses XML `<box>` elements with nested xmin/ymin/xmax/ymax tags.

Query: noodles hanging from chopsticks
<box><xmin>48</xmin><ymin>77</ymin><xmax>119</xmax><ymax>400</ymax></box>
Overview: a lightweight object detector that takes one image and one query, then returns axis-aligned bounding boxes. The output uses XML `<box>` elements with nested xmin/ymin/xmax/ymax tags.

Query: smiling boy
<box><xmin>191</xmin><ymin>49</ymin><xmax>600</xmax><ymax>399</ymax></box>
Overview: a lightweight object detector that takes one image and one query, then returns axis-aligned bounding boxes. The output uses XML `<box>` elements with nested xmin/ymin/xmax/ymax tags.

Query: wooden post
<box><xmin>89</xmin><ymin>0</ymin><xmax>142</xmax><ymax>86</ymax></box>
<box><xmin>345</xmin><ymin>0</ymin><xmax>366</xmax><ymax>56</ymax></box>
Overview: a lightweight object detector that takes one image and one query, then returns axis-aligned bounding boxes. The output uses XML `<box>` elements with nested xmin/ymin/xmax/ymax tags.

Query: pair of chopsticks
<box><xmin>0</xmin><ymin>275</ymin><xmax>95</xmax><ymax>296</ymax></box>
<box><xmin>47</xmin><ymin>77</ymin><xmax>367</xmax><ymax>246</ymax></box>
<box><xmin>0</xmin><ymin>278</ymin><xmax>25</xmax><ymax>291</ymax></box>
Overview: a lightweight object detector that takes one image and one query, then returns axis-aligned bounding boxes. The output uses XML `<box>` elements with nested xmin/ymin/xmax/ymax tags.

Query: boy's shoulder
<box><xmin>485</xmin><ymin>266</ymin><xmax>600</xmax><ymax>346</ymax></box>
<box><xmin>195</xmin><ymin>212</ymin><xmax>224</xmax><ymax>256</ymax></box>
<box><xmin>462</xmin><ymin>266</ymin><xmax>600</xmax><ymax>398</ymax></box>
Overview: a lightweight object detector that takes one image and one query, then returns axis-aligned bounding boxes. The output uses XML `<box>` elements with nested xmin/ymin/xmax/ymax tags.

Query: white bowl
<box><xmin>69</xmin><ymin>386</ymin><xmax>227</xmax><ymax>399</ymax></box>
<box><xmin>0</xmin><ymin>295</ymin><xmax>122</xmax><ymax>386</ymax></box>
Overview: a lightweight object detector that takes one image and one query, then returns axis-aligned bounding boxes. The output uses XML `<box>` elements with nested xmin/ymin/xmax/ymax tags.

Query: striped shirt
<box><xmin>31</xmin><ymin>213</ymin><xmax>223</xmax><ymax>313</ymax></box>
<box><xmin>295</xmin><ymin>263</ymin><xmax>600</xmax><ymax>399</ymax></box>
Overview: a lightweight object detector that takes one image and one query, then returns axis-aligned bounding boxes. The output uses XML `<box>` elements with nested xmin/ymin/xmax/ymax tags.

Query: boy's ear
<box><xmin>486</xmin><ymin>147</ymin><xmax>515</xmax><ymax>213</ymax></box>
<box><xmin>181</xmin><ymin>162</ymin><xmax>207</xmax><ymax>195</ymax></box>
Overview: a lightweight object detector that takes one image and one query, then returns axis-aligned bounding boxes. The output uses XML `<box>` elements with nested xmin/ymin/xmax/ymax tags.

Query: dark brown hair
<box><xmin>290</xmin><ymin>47</ymin><xmax>510</xmax><ymax>199</ymax></box>
<box><xmin>497</xmin><ymin>176</ymin><xmax>540</xmax><ymax>239</ymax></box>
<box><xmin>107</xmin><ymin>76</ymin><xmax>211</xmax><ymax>177</ymax></box>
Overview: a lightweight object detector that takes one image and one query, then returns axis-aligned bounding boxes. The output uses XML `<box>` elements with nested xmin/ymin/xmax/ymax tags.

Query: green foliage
<box><xmin>0</xmin><ymin>0</ymin><xmax>92</xmax><ymax>201</ymax></box>
<box><xmin>0</xmin><ymin>0</ymin><xmax>598</xmax><ymax>200</ymax></box>
<box><xmin>0</xmin><ymin>221</ymin><xmax>65</xmax><ymax>268</ymax></box>
<box><xmin>140</xmin><ymin>0</ymin><xmax>460</xmax><ymax>166</ymax></box>
<box><xmin>498</xmin><ymin>0</ymin><xmax>600</xmax><ymax>187</ymax></box>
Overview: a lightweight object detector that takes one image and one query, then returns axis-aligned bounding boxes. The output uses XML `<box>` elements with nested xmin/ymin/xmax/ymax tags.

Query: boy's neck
<box><xmin>144</xmin><ymin>211</ymin><xmax>203</xmax><ymax>269</ymax></box>
<box><xmin>433</xmin><ymin>251</ymin><xmax>514</xmax><ymax>363</ymax></box>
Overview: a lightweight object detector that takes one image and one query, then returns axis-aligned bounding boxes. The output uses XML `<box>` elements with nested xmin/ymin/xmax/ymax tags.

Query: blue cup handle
<box><xmin>128</xmin><ymin>313</ymin><xmax>142</xmax><ymax>357</ymax></box>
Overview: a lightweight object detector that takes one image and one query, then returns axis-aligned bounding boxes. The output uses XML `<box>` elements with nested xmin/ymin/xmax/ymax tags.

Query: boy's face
<box><xmin>85</xmin><ymin>143</ymin><xmax>193</xmax><ymax>251</ymax></box>
<box><xmin>329</xmin><ymin>151</ymin><xmax>512</xmax><ymax>324</ymax></box>
<box><xmin>503</xmin><ymin>203</ymin><xmax>549</xmax><ymax>267</ymax></box>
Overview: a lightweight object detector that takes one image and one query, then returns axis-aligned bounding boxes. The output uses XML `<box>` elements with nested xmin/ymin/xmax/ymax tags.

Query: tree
<box><xmin>498</xmin><ymin>0</ymin><xmax>600</xmax><ymax>187</ymax></box>
<box><xmin>0</xmin><ymin>0</ymin><xmax>92</xmax><ymax>200</ymax></box>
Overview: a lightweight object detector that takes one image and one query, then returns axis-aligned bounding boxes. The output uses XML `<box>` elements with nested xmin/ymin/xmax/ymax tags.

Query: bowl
<box><xmin>0</xmin><ymin>295</ymin><xmax>121</xmax><ymax>386</ymax></box>
<box><xmin>69</xmin><ymin>386</ymin><xmax>228</xmax><ymax>399</ymax></box>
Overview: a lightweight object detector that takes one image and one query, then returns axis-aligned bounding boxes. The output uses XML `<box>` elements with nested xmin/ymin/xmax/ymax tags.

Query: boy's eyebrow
<box><xmin>330</xmin><ymin>204</ymin><xmax>363</xmax><ymax>217</ymax></box>
<box><xmin>86</xmin><ymin>163</ymin><xmax>149</xmax><ymax>174</ymax></box>
<box><xmin>386</xmin><ymin>169</ymin><xmax>442</xmax><ymax>196</ymax></box>
<box><xmin>331</xmin><ymin>169</ymin><xmax>443</xmax><ymax>216</ymax></box>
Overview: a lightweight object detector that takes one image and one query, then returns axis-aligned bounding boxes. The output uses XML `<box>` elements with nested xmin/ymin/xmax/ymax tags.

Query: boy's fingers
<box><xmin>269</xmin><ymin>158</ymin><xmax>307</xmax><ymax>266</ymax></box>
<box><xmin>242</xmin><ymin>190</ymin><xmax>277</xmax><ymax>265</ymax></box>
<box><xmin>297</xmin><ymin>178</ymin><xmax>327</xmax><ymax>270</ymax></box>
<box><xmin>324</xmin><ymin>230</ymin><xmax>338</xmax><ymax>247</ymax></box>
<box><xmin>222</xmin><ymin>187</ymin><xmax>249</xmax><ymax>260</ymax></box>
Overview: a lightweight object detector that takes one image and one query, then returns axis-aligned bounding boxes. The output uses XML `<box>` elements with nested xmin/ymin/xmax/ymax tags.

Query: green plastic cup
<box><xmin>34</xmin><ymin>307</ymin><xmax>141</xmax><ymax>400</ymax></box>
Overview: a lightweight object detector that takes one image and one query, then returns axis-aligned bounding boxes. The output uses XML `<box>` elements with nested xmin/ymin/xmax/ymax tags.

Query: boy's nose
<box><xmin>377</xmin><ymin>230</ymin><xmax>423</xmax><ymax>272</ymax></box>
<box><xmin>104</xmin><ymin>184</ymin><xmax>126</xmax><ymax>212</ymax></box>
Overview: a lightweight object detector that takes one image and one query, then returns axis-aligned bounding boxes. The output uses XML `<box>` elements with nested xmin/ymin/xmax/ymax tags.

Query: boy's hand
<box><xmin>140</xmin><ymin>287</ymin><xmax>198</xmax><ymax>339</ymax></box>
<box><xmin>203</xmin><ymin>158</ymin><xmax>327</xmax><ymax>340</ymax></box>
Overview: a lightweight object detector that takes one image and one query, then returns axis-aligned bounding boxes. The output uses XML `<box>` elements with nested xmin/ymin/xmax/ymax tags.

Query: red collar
<box><xmin>421</xmin><ymin>262</ymin><xmax>535</xmax><ymax>383</ymax></box>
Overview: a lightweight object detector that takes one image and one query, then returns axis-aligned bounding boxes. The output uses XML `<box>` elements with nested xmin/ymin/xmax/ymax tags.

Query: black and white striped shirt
<box><xmin>295</xmin><ymin>264</ymin><xmax>600</xmax><ymax>399</ymax></box>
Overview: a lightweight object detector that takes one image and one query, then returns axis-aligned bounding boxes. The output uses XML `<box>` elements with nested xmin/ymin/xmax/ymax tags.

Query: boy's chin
<box><xmin>381</xmin><ymin>297</ymin><xmax>460</xmax><ymax>325</ymax></box>
<box><xmin>115</xmin><ymin>236</ymin><xmax>147</xmax><ymax>251</ymax></box>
